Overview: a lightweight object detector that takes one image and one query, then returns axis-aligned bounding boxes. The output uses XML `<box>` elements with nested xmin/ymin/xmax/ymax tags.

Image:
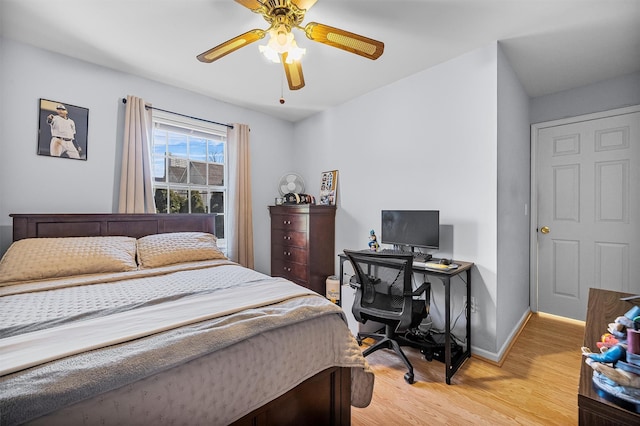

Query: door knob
<box><xmin>540</xmin><ymin>226</ymin><xmax>550</xmax><ymax>234</ymax></box>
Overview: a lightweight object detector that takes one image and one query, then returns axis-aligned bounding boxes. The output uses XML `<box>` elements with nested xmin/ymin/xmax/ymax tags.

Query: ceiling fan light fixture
<box><xmin>284</xmin><ymin>40</ymin><xmax>305</xmax><ymax>63</ymax></box>
<box><xmin>259</xmin><ymin>25</ymin><xmax>305</xmax><ymax>64</ymax></box>
<box><xmin>259</xmin><ymin>44</ymin><xmax>281</xmax><ymax>63</ymax></box>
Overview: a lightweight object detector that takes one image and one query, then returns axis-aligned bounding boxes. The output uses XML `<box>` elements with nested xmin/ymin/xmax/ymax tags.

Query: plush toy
<box><xmin>584</xmin><ymin>356</ymin><xmax>640</xmax><ymax>388</ymax></box>
<box><xmin>581</xmin><ymin>313</ymin><xmax>630</xmax><ymax>364</ymax></box>
<box><xmin>596</xmin><ymin>333</ymin><xmax>620</xmax><ymax>350</ymax></box>
<box><xmin>581</xmin><ymin>304</ymin><xmax>640</xmax><ymax>394</ymax></box>
<box><xmin>582</xmin><ymin>343</ymin><xmax>626</xmax><ymax>363</ymax></box>
<box><xmin>368</xmin><ymin>229</ymin><xmax>379</xmax><ymax>251</ymax></box>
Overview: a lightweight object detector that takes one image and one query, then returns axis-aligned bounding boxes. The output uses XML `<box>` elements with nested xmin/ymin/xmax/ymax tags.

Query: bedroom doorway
<box><xmin>531</xmin><ymin>106</ymin><xmax>640</xmax><ymax>321</ymax></box>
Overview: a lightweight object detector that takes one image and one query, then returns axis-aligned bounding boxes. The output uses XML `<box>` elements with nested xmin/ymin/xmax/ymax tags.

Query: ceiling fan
<box><xmin>196</xmin><ymin>0</ymin><xmax>384</xmax><ymax>91</ymax></box>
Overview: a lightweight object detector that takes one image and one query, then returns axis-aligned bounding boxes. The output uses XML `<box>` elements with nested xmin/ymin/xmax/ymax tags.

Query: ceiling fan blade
<box><xmin>291</xmin><ymin>0</ymin><xmax>318</xmax><ymax>11</ymax></box>
<box><xmin>196</xmin><ymin>29</ymin><xmax>266</xmax><ymax>63</ymax></box>
<box><xmin>303</xmin><ymin>22</ymin><xmax>384</xmax><ymax>60</ymax></box>
<box><xmin>282</xmin><ymin>52</ymin><xmax>305</xmax><ymax>90</ymax></box>
<box><xmin>234</xmin><ymin>0</ymin><xmax>264</xmax><ymax>12</ymax></box>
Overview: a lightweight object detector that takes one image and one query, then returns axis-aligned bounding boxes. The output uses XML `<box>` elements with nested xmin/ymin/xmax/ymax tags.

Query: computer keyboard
<box><xmin>379</xmin><ymin>249</ymin><xmax>432</xmax><ymax>262</ymax></box>
<box><xmin>413</xmin><ymin>254</ymin><xmax>432</xmax><ymax>262</ymax></box>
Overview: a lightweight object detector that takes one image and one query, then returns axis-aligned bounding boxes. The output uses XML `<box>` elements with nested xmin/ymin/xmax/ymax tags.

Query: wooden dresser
<box><xmin>579</xmin><ymin>288</ymin><xmax>640</xmax><ymax>425</ymax></box>
<box><xmin>269</xmin><ymin>205</ymin><xmax>336</xmax><ymax>296</ymax></box>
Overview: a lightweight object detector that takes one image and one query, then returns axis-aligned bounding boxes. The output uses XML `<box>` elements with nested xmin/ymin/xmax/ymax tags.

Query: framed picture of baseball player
<box><xmin>37</xmin><ymin>98</ymin><xmax>88</xmax><ymax>160</ymax></box>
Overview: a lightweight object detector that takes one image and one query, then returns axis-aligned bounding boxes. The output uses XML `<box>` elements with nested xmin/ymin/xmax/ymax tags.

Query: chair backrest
<box><xmin>344</xmin><ymin>249</ymin><xmax>419</xmax><ymax>332</ymax></box>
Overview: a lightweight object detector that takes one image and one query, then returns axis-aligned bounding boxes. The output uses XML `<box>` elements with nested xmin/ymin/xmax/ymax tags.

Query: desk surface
<box><xmin>338</xmin><ymin>252</ymin><xmax>473</xmax><ymax>276</ymax></box>
<box><xmin>413</xmin><ymin>260</ymin><xmax>474</xmax><ymax>275</ymax></box>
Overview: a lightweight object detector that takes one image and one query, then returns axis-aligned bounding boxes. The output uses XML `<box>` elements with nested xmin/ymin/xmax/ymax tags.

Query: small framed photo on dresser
<box><xmin>319</xmin><ymin>170</ymin><xmax>338</xmax><ymax>206</ymax></box>
<box><xmin>37</xmin><ymin>98</ymin><xmax>88</xmax><ymax>160</ymax></box>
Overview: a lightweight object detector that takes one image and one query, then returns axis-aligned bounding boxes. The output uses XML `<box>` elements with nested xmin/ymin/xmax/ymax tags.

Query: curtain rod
<box><xmin>121</xmin><ymin>98</ymin><xmax>233</xmax><ymax>129</ymax></box>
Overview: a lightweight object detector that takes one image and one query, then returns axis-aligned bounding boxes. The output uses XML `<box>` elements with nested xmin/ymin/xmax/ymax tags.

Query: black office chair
<box><xmin>344</xmin><ymin>249</ymin><xmax>431</xmax><ymax>384</ymax></box>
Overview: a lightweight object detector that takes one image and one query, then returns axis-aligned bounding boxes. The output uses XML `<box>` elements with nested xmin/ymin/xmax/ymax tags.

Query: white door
<box><xmin>532</xmin><ymin>107</ymin><xmax>640</xmax><ymax>321</ymax></box>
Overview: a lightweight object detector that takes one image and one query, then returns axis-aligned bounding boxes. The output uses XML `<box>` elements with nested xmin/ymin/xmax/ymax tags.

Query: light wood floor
<box><xmin>352</xmin><ymin>313</ymin><xmax>585</xmax><ymax>425</ymax></box>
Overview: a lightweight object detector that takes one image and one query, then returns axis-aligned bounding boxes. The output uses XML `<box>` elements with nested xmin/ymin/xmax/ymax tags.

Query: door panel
<box><xmin>535</xmin><ymin>109</ymin><xmax>639</xmax><ymax>320</ymax></box>
<box><xmin>594</xmin><ymin>242</ymin><xmax>628</xmax><ymax>292</ymax></box>
<box><xmin>553</xmin><ymin>164</ymin><xmax>579</xmax><ymax>221</ymax></box>
<box><xmin>552</xmin><ymin>239</ymin><xmax>580</xmax><ymax>298</ymax></box>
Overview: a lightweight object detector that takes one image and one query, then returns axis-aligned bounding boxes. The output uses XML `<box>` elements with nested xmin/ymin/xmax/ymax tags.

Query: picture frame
<box><xmin>319</xmin><ymin>170</ymin><xmax>338</xmax><ymax>206</ymax></box>
<box><xmin>37</xmin><ymin>98</ymin><xmax>88</xmax><ymax>160</ymax></box>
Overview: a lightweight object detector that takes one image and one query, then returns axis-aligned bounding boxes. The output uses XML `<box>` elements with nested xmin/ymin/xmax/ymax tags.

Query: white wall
<box><xmin>293</xmin><ymin>43</ymin><xmax>501</xmax><ymax>355</ymax></box>
<box><xmin>496</xmin><ymin>45</ymin><xmax>532</xmax><ymax>358</ymax></box>
<box><xmin>0</xmin><ymin>37</ymin><xmax>523</xmax><ymax>359</ymax></box>
<box><xmin>0</xmin><ymin>38</ymin><xmax>293</xmax><ymax>274</ymax></box>
<box><xmin>3</xmin><ymin>36</ymin><xmax>635</xmax><ymax>361</ymax></box>
<box><xmin>0</xmin><ymin>37</ymin><xmax>6</xmax><ymax>250</ymax></box>
<box><xmin>530</xmin><ymin>71</ymin><xmax>640</xmax><ymax>124</ymax></box>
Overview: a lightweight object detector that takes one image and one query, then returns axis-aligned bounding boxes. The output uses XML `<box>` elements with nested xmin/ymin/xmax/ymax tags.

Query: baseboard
<box><xmin>470</xmin><ymin>309</ymin><xmax>532</xmax><ymax>366</ymax></box>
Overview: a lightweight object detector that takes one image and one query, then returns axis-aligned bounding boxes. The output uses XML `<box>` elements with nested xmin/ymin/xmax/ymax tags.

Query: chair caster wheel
<box><xmin>404</xmin><ymin>373</ymin><xmax>415</xmax><ymax>384</ymax></box>
<box><xmin>356</xmin><ymin>337</ymin><xmax>363</xmax><ymax>346</ymax></box>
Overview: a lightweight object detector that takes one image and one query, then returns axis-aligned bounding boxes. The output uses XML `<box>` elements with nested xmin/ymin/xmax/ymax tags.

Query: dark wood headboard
<box><xmin>10</xmin><ymin>213</ymin><xmax>217</xmax><ymax>241</ymax></box>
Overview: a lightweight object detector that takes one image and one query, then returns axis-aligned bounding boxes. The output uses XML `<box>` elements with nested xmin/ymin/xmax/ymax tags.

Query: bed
<box><xmin>0</xmin><ymin>213</ymin><xmax>374</xmax><ymax>426</ymax></box>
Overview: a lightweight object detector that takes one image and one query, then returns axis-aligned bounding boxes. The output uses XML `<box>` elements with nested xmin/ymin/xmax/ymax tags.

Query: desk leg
<box><xmin>444</xmin><ymin>276</ymin><xmax>452</xmax><ymax>384</ymax></box>
<box><xmin>339</xmin><ymin>257</ymin><xmax>345</xmax><ymax>307</ymax></box>
<box><xmin>444</xmin><ymin>270</ymin><xmax>472</xmax><ymax>384</ymax></box>
<box><xmin>466</xmin><ymin>269</ymin><xmax>471</xmax><ymax>362</ymax></box>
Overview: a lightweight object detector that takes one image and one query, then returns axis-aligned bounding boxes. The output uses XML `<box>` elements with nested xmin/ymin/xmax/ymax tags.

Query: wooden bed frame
<box><xmin>10</xmin><ymin>213</ymin><xmax>352</xmax><ymax>425</ymax></box>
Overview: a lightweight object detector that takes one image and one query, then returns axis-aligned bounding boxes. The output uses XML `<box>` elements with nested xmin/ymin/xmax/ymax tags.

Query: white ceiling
<box><xmin>2</xmin><ymin>0</ymin><xmax>639</xmax><ymax>122</ymax></box>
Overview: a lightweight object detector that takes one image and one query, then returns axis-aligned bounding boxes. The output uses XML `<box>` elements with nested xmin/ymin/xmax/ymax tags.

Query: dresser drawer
<box><xmin>272</xmin><ymin>259</ymin><xmax>308</xmax><ymax>284</ymax></box>
<box><xmin>271</xmin><ymin>229</ymin><xmax>308</xmax><ymax>249</ymax></box>
<box><xmin>272</xmin><ymin>244</ymin><xmax>308</xmax><ymax>265</ymax></box>
<box><xmin>270</xmin><ymin>214</ymin><xmax>308</xmax><ymax>232</ymax></box>
<box><xmin>269</xmin><ymin>205</ymin><xmax>336</xmax><ymax>296</ymax></box>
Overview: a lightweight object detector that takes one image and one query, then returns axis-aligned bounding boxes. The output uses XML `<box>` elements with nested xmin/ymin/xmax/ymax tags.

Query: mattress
<box><xmin>0</xmin><ymin>247</ymin><xmax>373</xmax><ymax>425</ymax></box>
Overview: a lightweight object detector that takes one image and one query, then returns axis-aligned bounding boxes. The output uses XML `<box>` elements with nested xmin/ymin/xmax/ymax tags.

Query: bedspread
<box><xmin>0</xmin><ymin>261</ymin><xmax>374</xmax><ymax>425</ymax></box>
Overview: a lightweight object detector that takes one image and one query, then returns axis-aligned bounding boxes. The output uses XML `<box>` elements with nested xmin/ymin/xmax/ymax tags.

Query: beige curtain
<box><xmin>118</xmin><ymin>95</ymin><xmax>155</xmax><ymax>213</ymax></box>
<box><xmin>227</xmin><ymin>123</ymin><xmax>254</xmax><ymax>268</ymax></box>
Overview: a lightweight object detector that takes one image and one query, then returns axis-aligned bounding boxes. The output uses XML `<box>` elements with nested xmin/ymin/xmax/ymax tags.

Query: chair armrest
<box><xmin>407</xmin><ymin>281</ymin><xmax>430</xmax><ymax>297</ymax></box>
<box><xmin>349</xmin><ymin>275</ymin><xmax>361</xmax><ymax>289</ymax></box>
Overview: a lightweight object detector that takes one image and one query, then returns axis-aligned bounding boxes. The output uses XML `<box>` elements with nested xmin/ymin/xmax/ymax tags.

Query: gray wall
<box><xmin>0</xmin><ymin>37</ymin><xmax>7</xmax><ymax>252</ymax></box>
<box><xmin>496</xmin><ymin>45</ymin><xmax>531</xmax><ymax>355</ymax></box>
<box><xmin>0</xmin><ymin>38</ymin><xmax>294</xmax><ymax>275</ymax></box>
<box><xmin>2</xmin><ymin>36</ymin><xmax>637</xmax><ymax>361</ymax></box>
<box><xmin>530</xmin><ymin>71</ymin><xmax>640</xmax><ymax>124</ymax></box>
<box><xmin>293</xmin><ymin>43</ymin><xmax>503</xmax><ymax>357</ymax></box>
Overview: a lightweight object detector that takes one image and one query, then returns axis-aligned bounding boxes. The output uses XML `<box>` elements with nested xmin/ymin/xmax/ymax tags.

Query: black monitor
<box><xmin>381</xmin><ymin>210</ymin><xmax>440</xmax><ymax>250</ymax></box>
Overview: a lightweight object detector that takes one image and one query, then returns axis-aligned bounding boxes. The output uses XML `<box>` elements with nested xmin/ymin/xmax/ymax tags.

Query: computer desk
<box><xmin>338</xmin><ymin>252</ymin><xmax>473</xmax><ymax>384</ymax></box>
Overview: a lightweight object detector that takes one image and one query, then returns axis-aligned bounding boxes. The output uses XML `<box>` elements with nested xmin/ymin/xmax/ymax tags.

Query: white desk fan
<box><xmin>278</xmin><ymin>172</ymin><xmax>305</xmax><ymax>196</ymax></box>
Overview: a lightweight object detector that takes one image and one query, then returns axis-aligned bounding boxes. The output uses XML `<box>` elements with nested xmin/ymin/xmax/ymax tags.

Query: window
<box><xmin>150</xmin><ymin>110</ymin><xmax>227</xmax><ymax>251</ymax></box>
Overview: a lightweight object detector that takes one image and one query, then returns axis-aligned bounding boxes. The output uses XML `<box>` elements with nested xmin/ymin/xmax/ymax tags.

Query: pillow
<box><xmin>136</xmin><ymin>232</ymin><xmax>226</xmax><ymax>269</ymax></box>
<box><xmin>0</xmin><ymin>236</ymin><xmax>138</xmax><ymax>285</ymax></box>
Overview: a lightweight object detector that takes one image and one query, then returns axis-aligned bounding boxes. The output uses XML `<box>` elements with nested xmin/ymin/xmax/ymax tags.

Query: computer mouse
<box><xmin>439</xmin><ymin>258</ymin><xmax>451</xmax><ymax>265</ymax></box>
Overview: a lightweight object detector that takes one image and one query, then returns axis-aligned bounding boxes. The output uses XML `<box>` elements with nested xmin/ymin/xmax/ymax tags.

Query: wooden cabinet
<box><xmin>578</xmin><ymin>288</ymin><xmax>640</xmax><ymax>425</ymax></box>
<box><xmin>269</xmin><ymin>205</ymin><xmax>336</xmax><ymax>296</ymax></box>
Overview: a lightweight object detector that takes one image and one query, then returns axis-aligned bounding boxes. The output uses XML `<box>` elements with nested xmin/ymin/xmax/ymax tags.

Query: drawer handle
<box><xmin>283</xmin><ymin>220</ymin><xmax>291</xmax><ymax>225</ymax></box>
<box><xmin>284</xmin><ymin>251</ymin><xmax>291</xmax><ymax>256</ymax></box>
<box><xmin>283</xmin><ymin>267</ymin><xmax>291</xmax><ymax>272</ymax></box>
<box><xmin>283</xmin><ymin>236</ymin><xmax>291</xmax><ymax>240</ymax></box>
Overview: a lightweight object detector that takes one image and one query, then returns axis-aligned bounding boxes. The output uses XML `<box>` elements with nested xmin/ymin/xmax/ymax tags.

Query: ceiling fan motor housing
<box><xmin>260</xmin><ymin>0</ymin><xmax>306</xmax><ymax>29</ymax></box>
